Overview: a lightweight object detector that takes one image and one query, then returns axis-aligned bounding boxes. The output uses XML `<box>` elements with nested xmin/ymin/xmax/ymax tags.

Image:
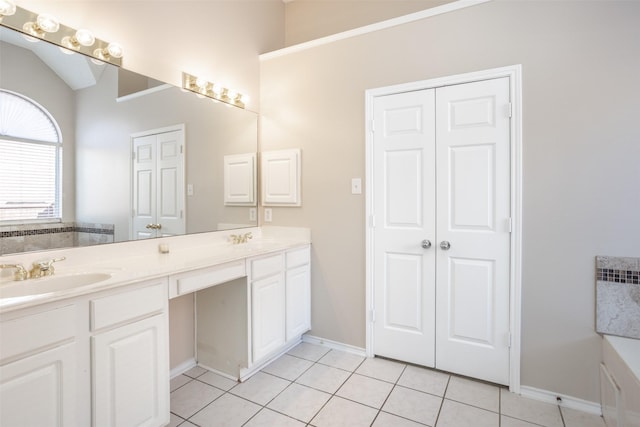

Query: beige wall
<box><xmin>260</xmin><ymin>0</ymin><xmax>640</xmax><ymax>402</ymax></box>
<box><xmin>284</xmin><ymin>0</ymin><xmax>454</xmax><ymax>46</ymax></box>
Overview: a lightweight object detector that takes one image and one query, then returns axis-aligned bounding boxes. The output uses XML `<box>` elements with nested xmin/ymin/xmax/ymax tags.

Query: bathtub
<box><xmin>601</xmin><ymin>335</ymin><xmax>640</xmax><ymax>427</ymax></box>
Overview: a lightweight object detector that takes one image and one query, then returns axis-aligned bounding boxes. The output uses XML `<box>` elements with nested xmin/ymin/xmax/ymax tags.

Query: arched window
<box><xmin>0</xmin><ymin>89</ymin><xmax>62</xmax><ymax>222</ymax></box>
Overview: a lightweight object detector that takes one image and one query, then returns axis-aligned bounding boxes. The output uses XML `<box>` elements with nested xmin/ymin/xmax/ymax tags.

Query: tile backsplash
<box><xmin>0</xmin><ymin>222</ymin><xmax>114</xmax><ymax>255</ymax></box>
<box><xmin>596</xmin><ymin>256</ymin><xmax>640</xmax><ymax>339</ymax></box>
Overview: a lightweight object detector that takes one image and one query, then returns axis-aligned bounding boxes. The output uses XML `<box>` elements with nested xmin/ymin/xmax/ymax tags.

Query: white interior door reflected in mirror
<box><xmin>261</xmin><ymin>149</ymin><xmax>301</xmax><ymax>206</ymax></box>
<box><xmin>224</xmin><ymin>153</ymin><xmax>257</xmax><ymax>205</ymax></box>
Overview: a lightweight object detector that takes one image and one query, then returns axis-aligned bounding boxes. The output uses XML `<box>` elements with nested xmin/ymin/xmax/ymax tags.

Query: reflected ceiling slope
<box><xmin>0</xmin><ymin>26</ymin><xmax>105</xmax><ymax>90</ymax></box>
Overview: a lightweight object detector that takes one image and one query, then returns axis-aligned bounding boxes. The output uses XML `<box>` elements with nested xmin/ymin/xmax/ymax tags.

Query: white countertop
<box><xmin>604</xmin><ymin>334</ymin><xmax>640</xmax><ymax>380</ymax></box>
<box><xmin>0</xmin><ymin>227</ymin><xmax>311</xmax><ymax>313</ymax></box>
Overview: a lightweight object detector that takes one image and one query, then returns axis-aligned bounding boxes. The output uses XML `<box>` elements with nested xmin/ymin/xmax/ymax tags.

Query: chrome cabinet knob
<box><xmin>440</xmin><ymin>241</ymin><xmax>451</xmax><ymax>250</ymax></box>
<box><xmin>421</xmin><ymin>239</ymin><xmax>432</xmax><ymax>249</ymax></box>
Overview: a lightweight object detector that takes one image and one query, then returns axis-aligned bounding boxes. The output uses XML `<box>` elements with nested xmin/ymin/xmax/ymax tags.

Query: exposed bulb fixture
<box><xmin>0</xmin><ymin>3</ymin><xmax>124</xmax><ymax>66</ymax></box>
<box><xmin>23</xmin><ymin>13</ymin><xmax>60</xmax><ymax>38</ymax></box>
<box><xmin>182</xmin><ymin>72</ymin><xmax>246</xmax><ymax>109</ymax></box>
<box><xmin>61</xmin><ymin>28</ymin><xmax>95</xmax><ymax>50</ymax></box>
<box><xmin>0</xmin><ymin>0</ymin><xmax>16</xmax><ymax>19</ymax></box>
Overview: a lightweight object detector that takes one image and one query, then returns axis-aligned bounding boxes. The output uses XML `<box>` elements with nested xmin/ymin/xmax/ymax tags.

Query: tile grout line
<box><xmin>175</xmin><ymin>346</ymin><xmax>576</xmax><ymax>427</ymax></box>
<box><xmin>238</xmin><ymin>348</ymin><xmax>361</xmax><ymax>426</ymax></box>
<box><xmin>306</xmin><ymin>349</ymin><xmax>369</xmax><ymax>426</ymax></box>
<box><xmin>370</xmin><ymin>363</ymin><xmax>407</xmax><ymax>426</ymax></box>
<box><xmin>432</xmin><ymin>373</ymin><xmax>452</xmax><ymax>427</ymax></box>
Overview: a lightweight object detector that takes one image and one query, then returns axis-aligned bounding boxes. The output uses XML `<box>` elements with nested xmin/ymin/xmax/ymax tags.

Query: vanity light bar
<box><xmin>0</xmin><ymin>2</ymin><xmax>123</xmax><ymax>67</ymax></box>
<box><xmin>182</xmin><ymin>72</ymin><xmax>246</xmax><ymax>109</ymax></box>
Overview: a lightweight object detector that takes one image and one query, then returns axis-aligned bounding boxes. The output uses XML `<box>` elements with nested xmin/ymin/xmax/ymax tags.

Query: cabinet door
<box><xmin>0</xmin><ymin>342</ymin><xmax>76</xmax><ymax>427</ymax></box>
<box><xmin>252</xmin><ymin>274</ymin><xmax>285</xmax><ymax>362</ymax></box>
<box><xmin>92</xmin><ymin>314</ymin><xmax>169</xmax><ymax>427</ymax></box>
<box><xmin>286</xmin><ymin>264</ymin><xmax>311</xmax><ymax>342</ymax></box>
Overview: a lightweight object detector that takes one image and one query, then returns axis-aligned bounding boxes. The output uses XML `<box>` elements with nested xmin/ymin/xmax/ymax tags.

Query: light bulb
<box><xmin>226</xmin><ymin>90</ymin><xmax>237</xmax><ymax>101</ymax></box>
<box><xmin>36</xmin><ymin>14</ymin><xmax>59</xmax><ymax>33</ymax></box>
<box><xmin>62</xmin><ymin>30</ymin><xmax>94</xmax><ymax>51</ymax></box>
<box><xmin>94</xmin><ymin>42</ymin><xmax>123</xmax><ymax>62</ymax></box>
<box><xmin>239</xmin><ymin>94</ymin><xmax>249</xmax><ymax>104</ymax></box>
<box><xmin>0</xmin><ymin>0</ymin><xmax>16</xmax><ymax>17</ymax></box>
<box><xmin>195</xmin><ymin>77</ymin><xmax>208</xmax><ymax>89</ymax></box>
<box><xmin>75</xmin><ymin>29</ymin><xmax>95</xmax><ymax>47</ymax></box>
<box><xmin>106</xmin><ymin>42</ymin><xmax>123</xmax><ymax>58</ymax></box>
<box><xmin>212</xmin><ymin>84</ymin><xmax>223</xmax><ymax>95</ymax></box>
<box><xmin>23</xmin><ymin>13</ymin><xmax>59</xmax><ymax>38</ymax></box>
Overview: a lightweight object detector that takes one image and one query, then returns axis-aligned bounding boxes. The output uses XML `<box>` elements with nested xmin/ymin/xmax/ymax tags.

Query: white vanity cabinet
<box><xmin>90</xmin><ymin>280</ymin><xmax>169</xmax><ymax>427</ymax></box>
<box><xmin>0</xmin><ymin>304</ymin><xmax>80</xmax><ymax>427</ymax></box>
<box><xmin>248</xmin><ymin>245</ymin><xmax>311</xmax><ymax>365</ymax></box>
<box><xmin>249</xmin><ymin>253</ymin><xmax>286</xmax><ymax>363</ymax></box>
<box><xmin>194</xmin><ymin>244</ymin><xmax>311</xmax><ymax>380</ymax></box>
<box><xmin>285</xmin><ymin>246</ymin><xmax>311</xmax><ymax>342</ymax></box>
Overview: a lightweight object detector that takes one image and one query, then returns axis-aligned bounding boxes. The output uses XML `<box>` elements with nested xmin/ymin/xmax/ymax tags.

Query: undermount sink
<box><xmin>0</xmin><ymin>272</ymin><xmax>112</xmax><ymax>299</ymax></box>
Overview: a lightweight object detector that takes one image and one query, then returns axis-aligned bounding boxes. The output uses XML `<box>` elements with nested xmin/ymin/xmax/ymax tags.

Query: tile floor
<box><xmin>169</xmin><ymin>342</ymin><xmax>605</xmax><ymax>427</ymax></box>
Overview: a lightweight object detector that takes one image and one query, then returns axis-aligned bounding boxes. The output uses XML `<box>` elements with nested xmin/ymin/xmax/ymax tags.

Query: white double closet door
<box><xmin>372</xmin><ymin>77</ymin><xmax>511</xmax><ymax>385</ymax></box>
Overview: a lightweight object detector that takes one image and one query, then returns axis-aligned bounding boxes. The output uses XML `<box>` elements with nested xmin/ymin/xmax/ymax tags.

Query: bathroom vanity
<box><xmin>0</xmin><ymin>227</ymin><xmax>311</xmax><ymax>427</ymax></box>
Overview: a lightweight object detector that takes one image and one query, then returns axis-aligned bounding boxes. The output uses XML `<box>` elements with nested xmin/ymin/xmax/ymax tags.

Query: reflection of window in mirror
<box><xmin>0</xmin><ymin>89</ymin><xmax>62</xmax><ymax>223</ymax></box>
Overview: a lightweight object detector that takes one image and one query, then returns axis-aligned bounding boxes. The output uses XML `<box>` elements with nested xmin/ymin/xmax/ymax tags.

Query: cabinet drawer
<box><xmin>250</xmin><ymin>254</ymin><xmax>283</xmax><ymax>280</ymax></box>
<box><xmin>0</xmin><ymin>304</ymin><xmax>76</xmax><ymax>363</ymax></box>
<box><xmin>286</xmin><ymin>246</ymin><xmax>310</xmax><ymax>269</ymax></box>
<box><xmin>169</xmin><ymin>260</ymin><xmax>246</xmax><ymax>298</ymax></box>
<box><xmin>91</xmin><ymin>281</ymin><xmax>166</xmax><ymax>332</ymax></box>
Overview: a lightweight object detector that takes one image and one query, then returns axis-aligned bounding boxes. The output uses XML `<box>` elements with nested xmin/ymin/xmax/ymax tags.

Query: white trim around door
<box><xmin>364</xmin><ymin>64</ymin><xmax>523</xmax><ymax>393</ymax></box>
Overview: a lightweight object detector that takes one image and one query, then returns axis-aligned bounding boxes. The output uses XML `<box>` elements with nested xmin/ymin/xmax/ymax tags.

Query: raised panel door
<box><xmin>0</xmin><ymin>343</ymin><xmax>76</xmax><ymax>427</ymax></box>
<box><xmin>285</xmin><ymin>264</ymin><xmax>310</xmax><ymax>342</ymax></box>
<box><xmin>92</xmin><ymin>314</ymin><xmax>169</xmax><ymax>427</ymax></box>
<box><xmin>251</xmin><ymin>274</ymin><xmax>285</xmax><ymax>362</ymax></box>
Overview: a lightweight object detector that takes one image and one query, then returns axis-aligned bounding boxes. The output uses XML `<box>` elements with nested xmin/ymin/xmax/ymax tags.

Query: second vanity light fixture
<box><xmin>182</xmin><ymin>72</ymin><xmax>247</xmax><ymax>109</ymax></box>
<box><xmin>0</xmin><ymin>0</ymin><xmax>123</xmax><ymax>66</ymax></box>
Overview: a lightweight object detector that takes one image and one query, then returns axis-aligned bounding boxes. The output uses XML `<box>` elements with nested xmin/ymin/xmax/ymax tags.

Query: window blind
<box><xmin>0</xmin><ymin>139</ymin><xmax>61</xmax><ymax>221</ymax></box>
<box><xmin>0</xmin><ymin>90</ymin><xmax>62</xmax><ymax>222</ymax></box>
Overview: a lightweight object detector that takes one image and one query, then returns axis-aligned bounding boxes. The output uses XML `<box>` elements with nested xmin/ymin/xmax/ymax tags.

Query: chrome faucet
<box><xmin>29</xmin><ymin>257</ymin><xmax>66</xmax><ymax>279</ymax></box>
<box><xmin>0</xmin><ymin>263</ymin><xmax>29</xmax><ymax>281</ymax></box>
<box><xmin>229</xmin><ymin>232</ymin><xmax>253</xmax><ymax>244</ymax></box>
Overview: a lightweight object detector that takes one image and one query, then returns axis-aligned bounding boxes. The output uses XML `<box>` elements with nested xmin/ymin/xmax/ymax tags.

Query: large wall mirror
<box><xmin>0</xmin><ymin>25</ymin><xmax>258</xmax><ymax>256</ymax></box>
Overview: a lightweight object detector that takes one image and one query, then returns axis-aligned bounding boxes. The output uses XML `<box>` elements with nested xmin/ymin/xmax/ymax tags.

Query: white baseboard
<box><xmin>519</xmin><ymin>385</ymin><xmax>602</xmax><ymax>415</ymax></box>
<box><xmin>170</xmin><ymin>358</ymin><xmax>197</xmax><ymax>379</ymax></box>
<box><xmin>302</xmin><ymin>334</ymin><xmax>367</xmax><ymax>357</ymax></box>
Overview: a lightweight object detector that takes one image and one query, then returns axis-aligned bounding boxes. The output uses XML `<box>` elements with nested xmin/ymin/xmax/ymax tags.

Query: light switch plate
<box><xmin>351</xmin><ymin>178</ymin><xmax>362</xmax><ymax>194</ymax></box>
<box><xmin>249</xmin><ymin>208</ymin><xmax>257</xmax><ymax>221</ymax></box>
<box><xmin>187</xmin><ymin>184</ymin><xmax>194</xmax><ymax>196</ymax></box>
<box><xmin>264</xmin><ymin>208</ymin><xmax>273</xmax><ymax>222</ymax></box>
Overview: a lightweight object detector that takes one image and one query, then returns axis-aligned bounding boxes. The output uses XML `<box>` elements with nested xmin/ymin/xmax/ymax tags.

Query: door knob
<box><xmin>440</xmin><ymin>241</ymin><xmax>451</xmax><ymax>250</ymax></box>
<box><xmin>146</xmin><ymin>223</ymin><xmax>154</xmax><ymax>229</ymax></box>
<box><xmin>145</xmin><ymin>223</ymin><xmax>162</xmax><ymax>230</ymax></box>
<box><xmin>421</xmin><ymin>239</ymin><xmax>432</xmax><ymax>249</ymax></box>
